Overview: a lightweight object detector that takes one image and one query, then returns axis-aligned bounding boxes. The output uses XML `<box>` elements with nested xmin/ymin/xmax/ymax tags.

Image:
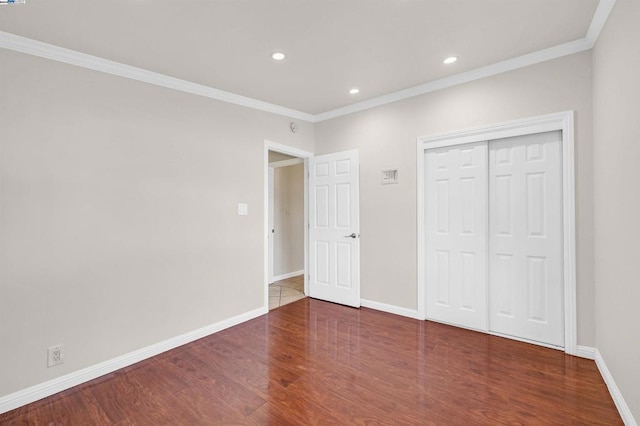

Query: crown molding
<box><xmin>0</xmin><ymin>31</ymin><xmax>316</xmax><ymax>123</ymax></box>
<box><xmin>315</xmin><ymin>0</ymin><xmax>616</xmax><ymax>122</ymax></box>
<box><xmin>585</xmin><ymin>0</ymin><xmax>617</xmax><ymax>47</ymax></box>
<box><xmin>0</xmin><ymin>0</ymin><xmax>617</xmax><ymax>123</ymax></box>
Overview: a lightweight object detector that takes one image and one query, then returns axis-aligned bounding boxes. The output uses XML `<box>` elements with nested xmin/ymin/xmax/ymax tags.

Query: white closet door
<box><xmin>488</xmin><ymin>131</ymin><xmax>564</xmax><ymax>347</ymax></box>
<box><xmin>425</xmin><ymin>142</ymin><xmax>488</xmax><ymax>331</ymax></box>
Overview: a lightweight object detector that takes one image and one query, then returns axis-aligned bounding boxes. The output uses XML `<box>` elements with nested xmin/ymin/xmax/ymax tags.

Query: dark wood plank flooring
<box><xmin>0</xmin><ymin>298</ymin><xmax>622</xmax><ymax>425</ymax></box>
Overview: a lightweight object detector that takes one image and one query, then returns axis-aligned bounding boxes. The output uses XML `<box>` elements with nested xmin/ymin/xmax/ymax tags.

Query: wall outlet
<box><xmin>47</xmin><ymin>345</ymin><xmax>64</xmax><ymax>367</ymax></box>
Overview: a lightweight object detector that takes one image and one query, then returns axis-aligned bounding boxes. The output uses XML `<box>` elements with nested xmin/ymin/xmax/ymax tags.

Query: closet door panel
<box><xmin>488</xmin><ymin>131</ymin><xmax>564</xmax><ymax>347</ymax></box>
<box><xmin>425</xmin><ymin>142</ymin><xmax>488</xmax><ymax>331</ymax></box>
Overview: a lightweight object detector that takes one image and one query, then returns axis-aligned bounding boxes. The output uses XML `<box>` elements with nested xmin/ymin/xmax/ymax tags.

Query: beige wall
<box><xmin>593</xmin><ymin>0</ymin><xmax>640</xmax><ymax>420</ymax></box>
<box><xmin>273</xmin><ymin>164</ymin><xmax>305</xmax><ymax>276</ymax></box>
<box><xmin>5</xmin><ymin>21</ymin><xmax>634</xmax><ymax>414</ymax></box>
<box><xmin>0</xmin><ymin>49</ymin><xmax>314</xmax><ymax>397</ymax></box>
<box><xmin>315</xmin><ymin>52</ymin><xmax>595</xmax><ymax>346</ymax></box>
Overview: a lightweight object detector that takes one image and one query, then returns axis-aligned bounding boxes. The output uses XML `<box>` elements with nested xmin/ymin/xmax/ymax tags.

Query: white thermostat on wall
<box><xmin>381</xmin><ymin>169</ymin><xmax>399</xmax><ymax>185</ymax></box>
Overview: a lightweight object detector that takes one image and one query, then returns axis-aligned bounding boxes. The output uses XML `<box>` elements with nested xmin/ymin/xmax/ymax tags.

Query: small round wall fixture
<box><xmin>290</xmin><ymin>122</ymin><xmax>298</xmax><ymax>133</ymax></box>
<box><xmin>349</xmin><ymin>88</ymin><xmax>360</xmax><ymax>95</ymax></box>
<box><xmin>443</xmin><ymin>56</ymin><xmax>458</xmax><ymax>64</ymax></box>
<box><xmin>272</xmin><ymin>52</ymin><xmax>286</xmax><ymax>61</ymax></box>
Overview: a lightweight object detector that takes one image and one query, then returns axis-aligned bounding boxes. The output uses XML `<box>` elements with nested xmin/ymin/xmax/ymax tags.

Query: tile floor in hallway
<box><xmin>269</xmin><ymin>274</ymin><xmax>306</xmax><ymax>310</ymax></box>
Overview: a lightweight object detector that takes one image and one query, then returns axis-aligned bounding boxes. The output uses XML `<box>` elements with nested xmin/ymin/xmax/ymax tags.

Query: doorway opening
<box><xmin>264</xmin><ymin>141</ymin><xmax>313</xmax><ymax>311</ymax></box>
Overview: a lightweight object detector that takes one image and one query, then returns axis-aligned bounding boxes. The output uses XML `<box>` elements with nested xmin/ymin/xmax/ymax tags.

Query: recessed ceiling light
<box><xmin>443</xmin><ymin>56</ymin><xmax>458</xmax><ymax>64</ymax></box>
<box><xmin>271</xmin><ymin>52</ymin><xmax>286</xmax><ymax>61</ymax></box>
<box><xmin>349</xmin><ymin>88</ymin><xmax>360</xmax><ymax>95</ymax></box>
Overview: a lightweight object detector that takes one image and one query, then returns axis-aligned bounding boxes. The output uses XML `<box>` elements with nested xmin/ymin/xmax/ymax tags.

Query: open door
<box><xmin>308</xmin><ymin>150</ymin><xmax>360</xmax><ymax>307</ymax></box>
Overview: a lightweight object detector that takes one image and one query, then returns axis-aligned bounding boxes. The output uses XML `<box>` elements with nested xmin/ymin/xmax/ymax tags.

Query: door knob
<box><xmin>344</xmin><ymin>232</ymin><xmax>359</xmax><ymax>239</ymax></box>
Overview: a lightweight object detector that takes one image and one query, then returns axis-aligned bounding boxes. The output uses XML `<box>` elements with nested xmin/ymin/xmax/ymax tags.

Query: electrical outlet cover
<box><xmin>381</xmin><ymin>169</ymin><xmax>399</xmax><ymax>184</ymax></box>
<box><xmin>47</xmin><ymin>345</ymin><xmax>64</xmax><ymax>367</ymax></box>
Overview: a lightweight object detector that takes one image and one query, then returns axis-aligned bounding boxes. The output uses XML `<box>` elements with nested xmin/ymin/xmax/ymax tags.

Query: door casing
<box><xmin>416</xmin><ymin>111</ymin><xmax>579</xmax><ymax>356</ymax></box>
<box><xmin>268</xmin><ymin>167</ymin><xmax>275</xmax><ymax>284</ymax></box>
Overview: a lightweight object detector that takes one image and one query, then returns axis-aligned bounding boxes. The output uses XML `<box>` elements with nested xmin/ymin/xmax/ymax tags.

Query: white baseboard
<box><xmin>360</xmin><ymin>299</ymin><xmax>419</xmax><ymax>319</ymax></box>
<box><xmin>595</xmin><ymin>349</ymin><xmax>638</xmax><ymax>426</ymax></box>
<box><xmin>0</xmin><ymin>306</ymin><xmax>267</xmax><ymax>415</ymax></box>
<box><xmin>575</xmin><ymin>345</ymin><xmax>596</xmax><ymax>360</ymax></box>
<box><xmin>272</xmin><ymin>270</ymin><xmax>304</xmax><ymax>282</ymax></box>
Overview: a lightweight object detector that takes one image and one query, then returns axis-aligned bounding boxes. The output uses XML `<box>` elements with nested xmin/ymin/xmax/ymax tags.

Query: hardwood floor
<box><xmin>0</xmin><ymin>298</ymin><xmax>622</xmax><ymax>425</ymax></box>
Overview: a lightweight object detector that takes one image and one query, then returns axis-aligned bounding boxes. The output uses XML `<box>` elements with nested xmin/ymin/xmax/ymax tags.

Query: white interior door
<box><xmin>268</xmin><ymin>167</ymin><xmax>275</xmax><ymax>284</ymax></box>
<box><xmin>425</xmin><ymin>142</ymin><xmax>488</xmax><ymax>330</ymax></box>
<box><xmin>309</xmin><ymin>150</ymin><xmax>360</xmax><ymax>307</ymax></box>
<box><xmin>488</xmin><ymin>131</ymin><xmax>564</xmax><ymax>347</ymax></box>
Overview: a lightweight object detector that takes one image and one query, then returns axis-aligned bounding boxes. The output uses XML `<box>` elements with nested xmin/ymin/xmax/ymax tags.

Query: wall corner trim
<box><xmin>360</xmin><ymin>299</ymin><xmax>419</xmax><ymax>319</ymax></box>
<box><xmin>595</xmin><ymin>349</ymin><xmax>638</xmax><ymax>426</ymax></box>
<box><xmin>0</xmin><ymin>306</ymin><xmax>268</xmax><ymax>415</ymax></box>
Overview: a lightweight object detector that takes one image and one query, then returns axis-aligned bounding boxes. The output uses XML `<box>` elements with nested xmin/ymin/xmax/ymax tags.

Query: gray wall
<box><xmin>593</xmin><ymin>0</ymin><xmax>640</xmax><ymax>420</ymax></box>
<box><xmin>273</xmin><ymin>164</ymin><xmax>305</xmax><ymax>277</ymax></box>
<box><xmin>314</xmin><ymin>52</ymin><xmax>595</xmax><ymax>346</ymax></box>
<box><xmin>0</xmin><ymin>49</ymin><xmax>314</xmax><ymax>396</ymax></box>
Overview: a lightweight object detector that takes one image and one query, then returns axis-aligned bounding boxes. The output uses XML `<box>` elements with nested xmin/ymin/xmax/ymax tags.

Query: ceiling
<box><xmin>0</xmin><ymin>0</ymin><xmax>600</xmax><ymax>116</ymax></box>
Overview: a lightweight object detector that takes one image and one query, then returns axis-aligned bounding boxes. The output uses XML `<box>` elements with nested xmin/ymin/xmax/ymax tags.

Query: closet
<box><xmin>424</xmin><ymin>131</ymin><xmax>564</xmax><ymax>347</ymax></box>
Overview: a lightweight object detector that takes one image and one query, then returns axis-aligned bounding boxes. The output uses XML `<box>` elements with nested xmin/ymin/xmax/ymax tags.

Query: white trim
<box><xmin>561</xmin><ymin>112</ymin><xmax>578</xmax><ymax>356</ymax></box>
<box><xmin>265</xmin><ymin>141</ymin><xmax>314</xmax><ymax>160</ymax></box>
<box><xmin>269</xmin><ymin>158</ymin><xmax>304</xmax><ymax>168</ymax></box>
<box><xmin>316</xmin><ymin>0</ymin><xmax>616</xmax><ymax>122</ymax></box>
<box><xmin>0</xmin><ymin>2</ymin><xmax>616</xmax><ymax>123</ymax></box>
<box><xmin>360</xmin><ymin>299</ymin><xmax>419</xmax><ymax>320</ymax></box>
<box><xmin>415</xmin><ymin>111</ymin><xmax>573</xmax><ymax>148</ymax></box>
<box><xmin>264</xmin><ymin>141</ymin><xmax>313</xmax><ymax>310</ymax></box>
<box><xmin>416</xmin><ymin>139</ymin><xmax>426</xmax><ymax>321</ymax></box>
<box><xmin>416</xmin><ymin>111</ymin><xmax>578</xmax><ymax>355</ymax></box>
<box><xmin>0</xmin><ymin>31</ymin><xmax>315</xmax><ymax>123</ymax></box>
<box><xmin>0</xmin><ymin>306</ymin><xmax>266</xmax><ymax>415</ymax></box>
<box><xmin>575</xmin><ymin>345</ymin><xmax>596</xmax><ymax>360</ymax></box>
<box><xmin>268</xmin><ymin>167</ymin><xmax>275</xmax><ymax>284</ymax></box>
<box><xmin>585</xmin><ymin>0</ymin><xmax>617</xmax><ymax>47</ymax></box>
<box><xmin>272</xmin><ymin>270</ymin><xmax>305</xmax><ymax>282</ymax></box>
<box><xmin>595</xmin><ymin>349</ymin><xmax>638</xmax><ymax>426</ymax></box>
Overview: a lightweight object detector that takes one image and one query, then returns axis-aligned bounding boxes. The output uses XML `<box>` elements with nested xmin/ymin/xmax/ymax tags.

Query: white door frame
<box><xmin>416</xmin><ymin>111</ymin><xmax>578</xmax><ymax>356</ymax></box>
<box><xmin>268</xmin><ymin>167</ymin><xmax>275</xmax><ymax>284</ymax></box>
<box><xmin>264</xmin><ymin>140</ymin><xmax>313</xmax><ymax>310</ymax></box>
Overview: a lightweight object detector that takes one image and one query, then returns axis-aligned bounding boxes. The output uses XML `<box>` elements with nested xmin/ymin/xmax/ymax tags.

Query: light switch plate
<box><xmin>237</xmin><ymin>203</ymin><xmax>248</xmax><ymax>216</ymax></box>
